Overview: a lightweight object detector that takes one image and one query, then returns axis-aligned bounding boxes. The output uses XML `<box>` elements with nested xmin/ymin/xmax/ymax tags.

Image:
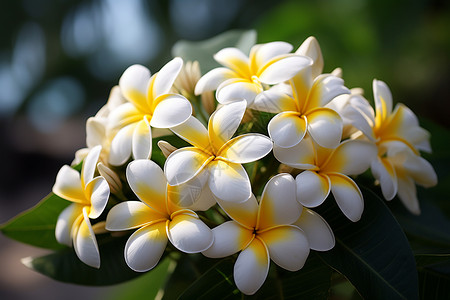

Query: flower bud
<box><xmin>157</xmin><ymin>140</ymin><xmax>178</xmax><ymax>158</ymax></box>
<box><xmin>97</xmin><ymin>162</ymin><xmax>122</xmax><ymax>194</ymax></box>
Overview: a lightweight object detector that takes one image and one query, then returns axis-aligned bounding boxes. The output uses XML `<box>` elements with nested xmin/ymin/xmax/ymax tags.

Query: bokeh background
<box><xmin>1</xmin><ymin>0</ymin><xmax>449</xmax><ymax>299</ymax></box>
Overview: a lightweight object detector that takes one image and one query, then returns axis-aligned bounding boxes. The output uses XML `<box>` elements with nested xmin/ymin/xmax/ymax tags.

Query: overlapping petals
<box><xmin>165</xmin><ymin>100</ymin><xmax>272</xmax><ymax>202</ymax></box>
<box><xmin>53</xmin><ymin>145</ymin><xmax>110</xmax><ymax>268</ymax></box>
<box><xmin>105</xmin><ymin>159</ymin><xmax>214</xmax><ymax>272</ymax></box>
<box><xmin>195</xmin><ymin>42</ymin><xmax>312</xmax><ymax>105</ymax></box>
<box><xmin>203</xmin><ymin>174</ymin><xmax>310</xmax><ymax>295</ymax></box>
<box><xmin>108</xmin><ymin>58</ymin><xmax>192</xmax><ymax>165</ymax></box>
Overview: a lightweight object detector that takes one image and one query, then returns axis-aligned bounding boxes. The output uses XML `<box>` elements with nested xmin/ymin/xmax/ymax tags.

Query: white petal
<box><xmin>109</xmin><ymin>123</ymin><xmax>135</xmax><ymax>166</ymax></box>
<box><xmin>106</xmin><ymin>201</ymin><xmax>165</xmax><ymax>231</ymax></box>
<box><xmin>295</xmin><ymin>36</ymin><xmax>324</xmax><ymax>77</ymax></box>
<box><xmin>202</xmin><ymin>221</ymin><xmax>252</xmax><ymax>258</ymax></box>
<box><xmin>73</xmin><ymin>208</ymin><xmax>100</xmax><ymax>268</ymax></box>
<box><xmin>259</xmin><ymin>225</ymin><xmax>309</xmax><ymax>271</ymax></box>
<box><xmin>329</xmin><ymin>174</ymin><xmax>364</xmax><ymax>222</ymax></box>
<box><xmin>251</xmin><ymin>89</ymin><xmax>298</xmax><ymax>113</ymax></box>
<box><xmin>86</xmin><ymin>117</ymin><xmax>106</xmax><ymax>148</ymax></box>
<box><xmin>234</xmin><ymin>238</ymin><xmax>270</xmax><ymax>295</ymax></box>
<box><xmin>151</xmin><ymin>57</ymin><xmax>183</xmax><ymax>99</ymax></box>
<box><xmin>373</xmin><ymin>79</ymin><xmax>393</xmax><ymax>122</ymax></box>
<box><xmin>294</xmin><ymin>208</ymin><xmax>335</xmax><ymax>251</ymax></box>
<box><xmin>322</xmin><ymin>140</ymin><xmax>377</xmax><ymax>175</ymax></box>
<box><xmin>208</xmin><ymin>100</ymin><xmax>246</xmax><ymax>152</ymax></box>
<box><xmin>52</xmin><ymin>165</ymin><xmax>85</xmax><ymax>203</ymax></box>
<box><xmin>108</xmin><ymin>102</ymin><xmax>143</xmax><ymax>130</ymax></box>
<box><xmin>213</xmin><ymin>47</ymin><xmax>249</xmax><ymax>75</ymax></box>
<box><xmin>208</xmin><ymin>160</ymin><xmax>251</xmax><ymax>202</ymax></box>
<box><xmin>195</xmin><ymin>67</ymin><xmax>237</xmax><ymax>95</ymax></box>
<box><xmin>259</xmin><ymin>55</ymin><xmax>312</xmax><ymax>85</ymax></box>
<box><xmin>219</xmin><ymin>134</ymin><xmax>272</xmax><ymax>164</ymax></box>
<box><xmin>307</xmin><ymin>75</ymin><xmax>350</xmax><ymax>109</ymax></box>
<box><xmin>307</xmin><ymin>108</ymin><xmax>343</xmax><ymax>149</ymax></box>
<box><xmin>132</xmin><ymin>118</ymin><xmax>152</xmax><ymax>160</ymax></box>
<box><xmin>251</xmin><ymin>41</ymin><xmax>293</xmax><ymax>68</ymax></box>
<box><xmin>127</xmin><ymin>159</ymin><xmax>168</xmax><ymax>214</ymax></box>
<box><xmin>125</xmin><ymin>222</ymin><xmax>168</xmax><ymax>272</ymax></box>
<box><xmin>273</xmin><ymin>136</ymin><xmax>317</xmax><ymax>169</ymax></box>
<box><xmin>167</xmin><ymin>213</ymin><xmax>214</xmax><ymax>253</ymax></box>
<box><xmin>216</xmin><ymin>79</ymin><xmax>261</xmax><ymax>105</ymax></box>
<box><xmin>217</xmin><ymin>194</ymin><xmax>259</xmax><ymax>229</ymax></box>
<box><xmin>185</xmin><ymin>183</ymin><xmax>216</xmax><ymax>211</ymax></box>
<box><xmin>167</xmin><ymin>168</ymin><xmax>208</xmax><ymax>208</ymax></box>
<box><xmin>86</xmin><ymin>176</ymin><xmax>110</xmax><ymax>219</ymax></box>
<box><xmin>371</xmin><ymin>157</ymin><xmax>397</xmax><ymax>201</ymax></box>
<box><xmin>397</xmin><ymin>176</ymin><xmax>420</xmax><ymax>215</ymax></box>
<box><xmin>170</xmin><ymin>116</ymin><xmax>211</xmax><ymax>151</ymax></box>
<box><xmin>268</xmin><ymin>112</ymin><xmax>306</xmax><ymax>148</ymax></box>
<box><xmin>402</xmin><ymin>153</ymin><xmax>437</xmax><ymax>188</ymax></box>
<box><xmin>119</xmin><ymin>64</ymin><xmax>151</xmax><ymax>110</ymax></box>
<box><xmin>164</xmin><ymin>148</ymin><xmax>213</xmax><ymax>186</ymax></box>
<box><xmin>296</xmin><ymin>170</ymin><xmax>330</xmax><ymax>207</ymax></box>
<box><xmin>81</xmin><ymin>145</ymin><xmax>102</xmax><ymax>186</ymax></box>
<box><xmin>258</xmin><ymin>174</ymin><xmax>302</xmax><ymax>229</ymax></box>
<box><xmin>55</xmin><ymin>203</ymin><xmax>83</xmax><ymax>247</ymax></box>
<box><xmin>150</xmin><ymin>94</ymin><xmax>192</xmax><ymax>128</ymax></box>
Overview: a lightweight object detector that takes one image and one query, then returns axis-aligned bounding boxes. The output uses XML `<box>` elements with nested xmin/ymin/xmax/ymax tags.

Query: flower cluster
<box><xmin>52</xmin><ymin>36</ymin><xmax>437</xmax><ymax>295</ymax></box>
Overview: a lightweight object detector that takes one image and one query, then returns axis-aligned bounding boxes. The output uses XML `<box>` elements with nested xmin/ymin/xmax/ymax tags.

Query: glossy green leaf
<box><xmin>316</xmin><ymin>187</ymin><xmax>419</xmax><ymax>300</ymax></box>
<box><xmin>172</xmin><ymin>29</ymin><xmax>257</xmax><ymax>73</ymax></box>
<box><xmin>174</xmin><ymin>252</ymin><xmax>332</xmax><ymax>299</ymax></box>
<box><xmin>21</xmin><ymin>234</ymin><xmax>143</xmax><ymax>285</ymax></box>
<box><xmin>108</xmin><ymin>257</ymin><xmax>175</xmax><ymax>300</ymax></box>
<box><xmin>416</xmin><ymin>253</ymin><xmax>450</xmax><ymax>300</ymax></box>
<box><xmin>0</xmin><ymin>193</ymin><xmax>70</xmax><ymax>250</ymax></box>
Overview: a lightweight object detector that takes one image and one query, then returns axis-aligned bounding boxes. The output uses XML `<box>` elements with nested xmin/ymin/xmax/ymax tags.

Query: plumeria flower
<box><xmin>274</xmin><ymin>135</ymin><xmax>377</xmax><ymax>221</ymax></box>
<box><xmin>105</xmin><ymin>159</ymin><xmax>214</xmax><ymax>272</ymax></box>
<box><xmin>202</xmin><ymin>174</ymin><xmax>309</xmax><ymax>295</ymax></box>
<box><xmin>52</xmin><ymin>145</ymin><xmax>110</xmax><ymax>268</ymax></box>
<box><xmin>372</xmin><ymin>141</ymin><xmax>437</xmax><ymax>214</ymax></box>
<box><xmin>164</xmin><ymin>100</ymin><xmax>273</xmax><ymax>202</ymax></box>
<box><xmin>252</xmin><ymin>61</ymin><xmax>349</xmax><ymax>149</ymax></box>
<box><xmin>195</xmin><ymin>41</ymin><xmax>312</xmax><ymax>105</ymax></box>
<box><xmin>107</xmin><ymin>57</ymin><xmax>192</xmax><ymax>166</ymax></box>
<box><xmin>73</xmin><ymin>86</ymin><xmax>126</xmax><ymax>166</ymax></box>
<box><xmin>328</xmin><ymin>80</ymin><xmax>437</xmax><ymax>211</ymax></box>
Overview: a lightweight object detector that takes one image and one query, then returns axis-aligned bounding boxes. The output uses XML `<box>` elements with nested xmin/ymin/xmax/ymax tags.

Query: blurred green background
<box><xmin>0</xmin><ymin>0</ymin><xmax>449</xmax><ymax>299</ymax></box>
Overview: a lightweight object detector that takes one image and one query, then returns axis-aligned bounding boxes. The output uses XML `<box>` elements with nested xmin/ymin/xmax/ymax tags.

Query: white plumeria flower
<box><xmin>195</xmin><ymin>41</ymin><xmax>312</xmax><ymax>105</ymax></box>
<box><xmin>252</xmin><ymin>62</ymin><xmax>349</xmax><ymax>149</ymax></box>
<box><xmin>202</xmin><ymin>174</ymin><xmax>310</xmax><ymax>295</ymax></box>
<box><xmin>371</xmin><ymin>141</ymin><xmax>437</xmax><ymax>214</ymax></box>
<box><xmin>295</xmin><ymin>36</ymin><xmax>324</xmax><ymax>78</ymax></box>
<box><xmin>165</xmin><ymin>100</ymin><xmax>273</xmax><ymax>202</ymax></box>
<box><xmin>107</xmin><ymin>57</ymin><xmax>192</xmax><ymax>166</ymax></box>
<box><xmin>274</xmin><ymin>135</ymin><xmax>377</xmax><ymax>222</ymax></box>
<box><xmin>73</xmin><ymin>86</ymin><xmax>126</xmax><ymax>166</ymax></box>
<box><xmin>52</xmin><ymin>145</ymin><xmax>110</xmax><ymax>268</ymax></box>
<box><xmin>105</xmin><ymin>159</ymin><xmax>214</xmax><ymax>272</ymax></box>
<box><xmin>328</xmin><ymin>80</ymin><xmax>437</xmax><ymax>209</ymax></box>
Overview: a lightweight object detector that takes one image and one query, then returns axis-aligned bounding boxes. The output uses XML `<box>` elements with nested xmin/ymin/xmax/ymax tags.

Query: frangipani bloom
<box><xmin>165</xmin><ymin>100</ymin><xmax>273</xmax><ymax>202</ymax></box>
<box><xmin>274</xmin><ymin>135</ymin><xmax>377</xmax><ymax>221</ymax></box>
<box><xmin>105</xmin><ymin>159</ymin><xmax>214</xmax><ymax>272</ymax></box>
<box><xmin>108</xmin><ymin>57</ymin><xmax>192</xmax><ymax>166</ymax></box>
<box><xmin>52</xmin><ymin>145</ymin><xmax>110</xmax><ymax>268</ymax></box>
<box><xmin>372</xmin><ymin>141</ymin><xmax>437</xmax><ymax>214</ymax></box>
<box><xmin>203</xmin><ymin>174</ymin><xmax>313</xmax><ymax>295</ymax></box>
<box><xmin>73</xmin><ymin>86</ymin><xmax>126</xmax><ymax>166</ymax></box>
<box><xmin>195</xmin><ymin>41</ymin><xmax>312</xmax><ymax>105</ymax></box>
<box><xmin>329</xmin><ymin>80</ymin><xmax>437</xmax><ymax>213</ymax></box>
<box><xmin>253</xmin><ymin>62</ymin><xmax>349</xmax><ymax>149</ymax></box>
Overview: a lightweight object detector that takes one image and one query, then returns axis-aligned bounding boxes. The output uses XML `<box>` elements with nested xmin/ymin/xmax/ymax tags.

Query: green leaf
<box><xmin>172</xmin><ymin>29</ymin><xmax>257</xmax><ymax>74</ymax></box>
<box><xmin>316</xmin><ymin>187</ymin><xmax>419</xmax><ymax>300</ymax></box>
<box><xmin>174</xmin><ymin>252</ymin><xmax>332</xmax><ymax>299</ymax></box>
<box><xmin>0</xmin><ymin>193</ymin><xmax>70</xmax><ymax>250</ymax></box>
<box><xmin>108</xmin><ymin>257</ymin><xmax>175</xmax><ymax>300</ymax></box>
<box><xmin>416</xmin><ymin>254</ymin><xmax>450</xmax><ymax>300</ymax></box>
<box><xmin>21</xmin><ymin>234</ymin><xmax>143</xmax><ymax>285</ymax></box>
